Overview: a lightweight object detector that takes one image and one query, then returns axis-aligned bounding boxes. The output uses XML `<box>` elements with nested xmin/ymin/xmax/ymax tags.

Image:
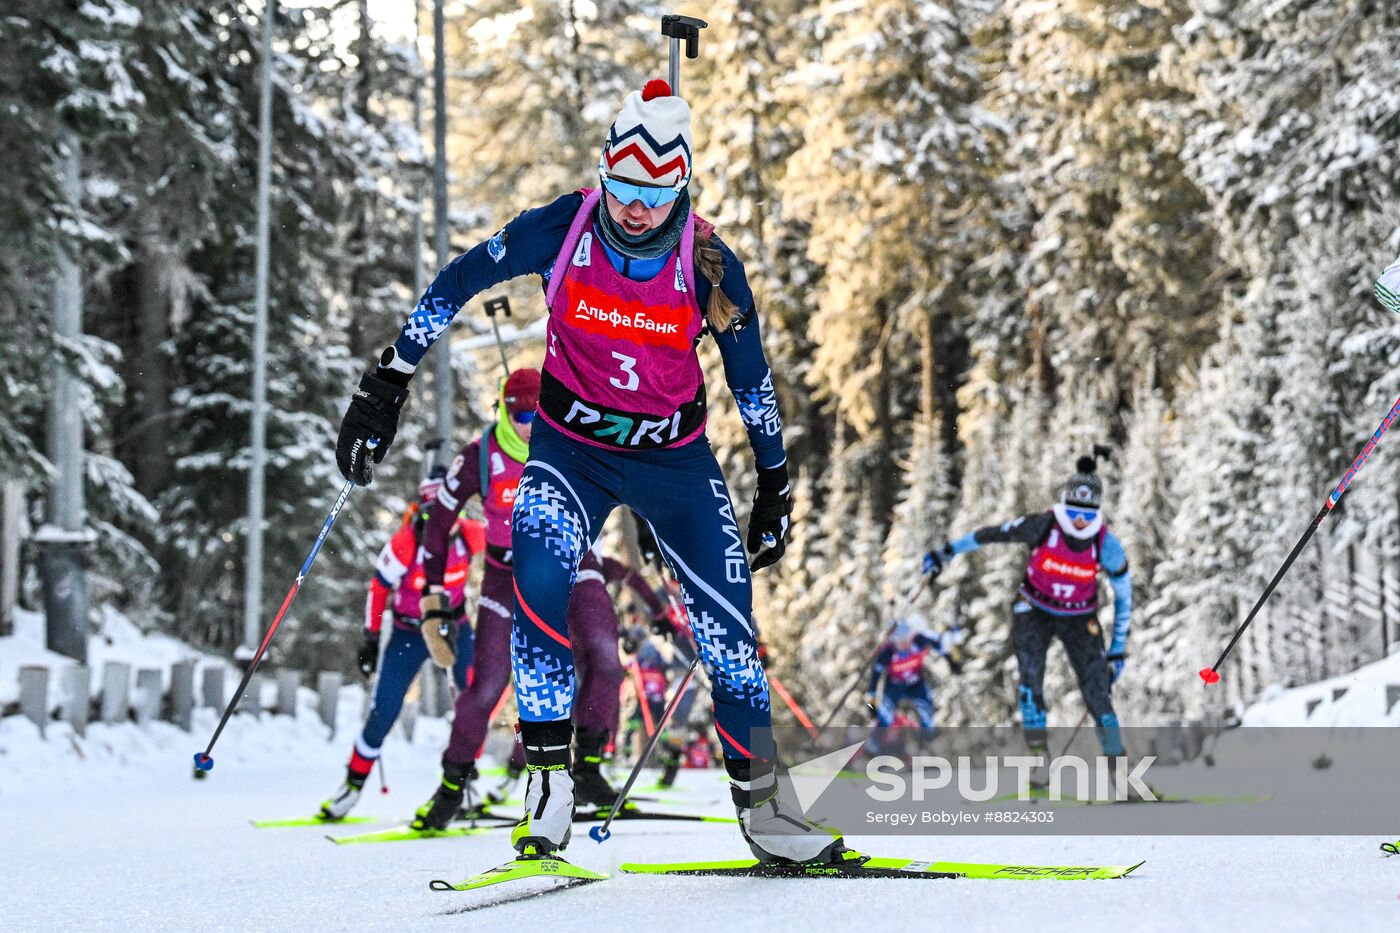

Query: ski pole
<box><xmin>364</xmin><ymin>665</ymin><xmax>390</xmax><ymax>794</ymax></box>
<box><xmin>1055</xmin><ymin>710</ymin><xmax>1090</xmax><ymax>759</ymax></box>
<box><xmin>627</xmin><ymin>660</ymin><xmax>658</xmax><ymax>738</ymax></box>
<box><xmin>816</xmin><ymin>620</ymin><xmax>898</xmax><ymax>732</ymax></box>
<box><xmin>817</xmin><ymin>670</ymin><xmax>871</xmax><ymax>733</ymax></box>
<box><xmin>193</xmin><ymin>439</ymin><xmax>375</xmax><ymax>772</ymax></box>
<box><xmin>768</xmin><ymin>672</ymin><xmax>819</xmax><ymax>741</ymax></box>
<box><xmin>483</xmin><ymin>296</ymin><xmax>512</xmax><ymax>375</ymax></box>
<box><xmin>590</xmin><ymin>654</ymin><xmax>700</xmax><ymax>844</ymax></box>
<box><xmin>1200</xmin><ymin>395</ymin><xmax>1400</xmax><ymax>684</ymax></box>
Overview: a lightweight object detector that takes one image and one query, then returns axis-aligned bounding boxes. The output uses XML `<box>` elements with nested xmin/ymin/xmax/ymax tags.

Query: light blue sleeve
<box><xmin>1102</xmin><ymin>531</ymin><xmax>1131</xmax><ymax>649</ymax></box>
<box><xmin>948</xmin><ymin>532</ymin><xmax>981</xmax><ymax>556</ymax></box>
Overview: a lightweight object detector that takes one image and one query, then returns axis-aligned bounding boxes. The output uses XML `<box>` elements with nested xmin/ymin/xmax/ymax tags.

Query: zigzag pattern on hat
<box><xmin>604</xmin><ymin>123</ymin><xmax>692</xmax><ymax>181</ymax></box>
<box><xmin>604</xmin><ymin>143</ymin><xmax>688</xmax><ymax>181</ymax></box>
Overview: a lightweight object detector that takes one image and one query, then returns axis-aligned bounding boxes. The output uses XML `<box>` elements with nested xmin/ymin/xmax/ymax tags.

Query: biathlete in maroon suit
<box><xmin>318</xmin><ymin>471</ymin><xmax>483</xmax><ymax>820</ymax></box>
<box><xmin>925</xmin><ymin>456</ymin><xmax>1134</xmax><ymax>759</ymax></box>
<box><xmin>335</xmin><ymin>79</ymin><xmax>845</xmax><ymax>864</ymax></box>
<box><xmin>407</xmin><ymin>369</ymin><xmax>671</xmax><ymax>830</ymax></box>
<box><xmin>488</xmin><ymin>548</ymin><xmax>672</xmax><ymax>807</ymax></box>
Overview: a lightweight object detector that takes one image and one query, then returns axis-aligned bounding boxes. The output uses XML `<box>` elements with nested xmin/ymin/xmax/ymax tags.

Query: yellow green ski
<box><xmin>250</xmin><ymin>815</ymin><xmax>377</xmax><ymax>828</ymax></box>
<box><xmin>620</xmin><ymin>855</ymin><xmax>1144</xmax><ymax>880</ymax></box>
<box><xmin>326</xmin><ymin>823</ymin><xmax>497</xmax><ymax>845</ymax></box>
<box><xmin>428</xmin><ymin>851</ymin><xmax>610</xmax><ymax>896</ymax></box>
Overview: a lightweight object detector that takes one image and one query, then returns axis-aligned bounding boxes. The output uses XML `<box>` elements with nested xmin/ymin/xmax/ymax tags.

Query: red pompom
<box><xmin>1199</xmin><ymin>667</ymin><xmax>1221</xmax><ymax>685</ymax></box>
<box><xmin>642</xmin><ymin>78</ymin><xmax>672</xmax><ymax>101</ymax></box>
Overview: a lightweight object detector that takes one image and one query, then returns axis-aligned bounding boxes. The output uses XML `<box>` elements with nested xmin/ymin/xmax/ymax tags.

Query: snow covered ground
<box><xmin>4</xmin><ymin>607</ymin><xmax>1400</xmax><ymax>930</ymax></box>
<box><xmin>0</xmin><ymin>606</ymin><xmax>227</xmax><ymax>709</ymax></box>
<box><xmin>3</xmin><ymin>699</ymin><xmax>1399</xmax><ymax>932</ymax></box>
<box><xmin>1243</xmin><ymin>646</ymin><xmax>1400</xmax><ymax>728</ymax></box>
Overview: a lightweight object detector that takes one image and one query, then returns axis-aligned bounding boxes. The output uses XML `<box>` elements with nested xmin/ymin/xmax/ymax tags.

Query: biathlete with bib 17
<box><xmin>924</xmin><ymin>454</ymin><xmax>1134</xmax><ymax>768</ymax></box>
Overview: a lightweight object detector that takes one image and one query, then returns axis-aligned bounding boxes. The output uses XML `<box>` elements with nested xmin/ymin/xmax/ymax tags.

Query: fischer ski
<box><xmin>250</xmin><ymin>815</ymin><xmax>378</xmax><ymax>828</ymax></box>
<box><xmin>620</xmin><ymin>855</ymin><xmax>1143</xmax><ymax>880</ymax></box>
<box><xmin>326</xmin><ymin>824</ymin><xmax>498</xmax><ymax>845</ymax></box>
<box><xmin>1381</xmin><ymin>841</ymin><xmax>1399</xmax><ymax>856</ymax></box>
<box><xmin>429</xmin><ymin>855</ymin><xmax>608</xmax><ymax>911</ymax></box>
<box><xmin>573</xmin><ymin>806</ymin><xmax>736</xmax><ymax>825</ymax></box>
<box><xmin>460</xmin><ymin>800</ymin><xmax>734</xmax><ymax>825</ymax></box>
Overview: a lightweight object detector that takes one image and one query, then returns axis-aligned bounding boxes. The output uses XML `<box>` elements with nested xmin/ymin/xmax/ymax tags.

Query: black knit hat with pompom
<box><xmin>1062</xmin><ymin>455</ymin><xmax>1103</xmax><ymax>509</ymax></box>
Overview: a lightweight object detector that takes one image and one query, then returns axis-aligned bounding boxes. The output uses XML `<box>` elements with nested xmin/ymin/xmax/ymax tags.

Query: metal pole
<box><xmin>411</xmin><ymin>0</ymin><xmax>425</xmax><ymax>304</ymax></box>
<box><xmin>39</xmin><ymin>128</ymin><xmax>89</xmax><ymax>663</ymax></box>
<box><xmin>1</xmin><ymin>480</ymin><xmax>24</xmax><ymax>637</ymax></box>
<box><xmin>430</xmin><ymin>0</ymin><xmax>453</xmax><ymax>455</ymax></box>
<box><xmin>660</xmin><ymin>16</ymin><xmax>706</xmax><ymax>96</ymax></box>
<box><xmin>483</xmin><ymin>296</ymin><xmax>512</xmax><ymax>374</ymax></box>
<box><xmin>243</xmin><ymin>0</ymin><xmax>276</xmax><ymax>652</ymax></box>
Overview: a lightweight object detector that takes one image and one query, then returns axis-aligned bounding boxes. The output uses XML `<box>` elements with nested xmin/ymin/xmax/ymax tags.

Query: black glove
<box><xmin>746</xmin><ymin>463</ymin><xmax>793</xmax><ymax>573</ymax></box>
<box><xmin>650</xmin><ymin>609</ymin><xmax>674</xmax><ymax>637</ymax></box>
<box><xmin>357</xmin><ymin>632</ymin><xmax>380</xmax><ymax>677</ymax></box>
<box><xmin>336</xmin><ymin>367</ymin><xmax>409</xmax><ymax>485</ymax></box>
<box><xmin>923</xmin><ymin>545</ymin><xmax>953</xmax><ymax>579</ymax></box>
<box><xmin>1107</xmin><ymin>650</ymin><xmax>1127</xmax><ymax>684</ymax></box>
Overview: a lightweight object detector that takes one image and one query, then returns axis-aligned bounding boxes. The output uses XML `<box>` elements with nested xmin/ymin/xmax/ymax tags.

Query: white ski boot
<box><xmin>511</xmin><ymin>765</ymin><xmax>575</xmax><ymax>856</ymax></box>
<box><xmin>511</xmin><ymin>722</ymin><xmax>577</xmax><ymax>857</ymax></box>
<box><xmin>486</xmin><ymin>760</ymin><xmax>524</xmax><ymax>805</ymax></box>
<box><xmin>731</xmin><ymin>764</ymin><xmax>849</xmax><ymax>864</ymax></box>
<box><xmin>319</xmin><ymin>772</ymin><xmax>366</xmax><ymax>820</ymax></box>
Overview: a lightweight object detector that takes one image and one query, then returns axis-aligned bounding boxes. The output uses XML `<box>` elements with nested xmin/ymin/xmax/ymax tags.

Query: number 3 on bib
<box><xmin>610</xmin><ymin>351</ymin><xmax>639</xmax><ymax>391</ymax></box>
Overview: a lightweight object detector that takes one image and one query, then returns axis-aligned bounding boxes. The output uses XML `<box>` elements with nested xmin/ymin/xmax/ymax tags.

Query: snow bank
<box><xmin>0</xmin><ymin>605</ymin><xmax>227</xmax><ymax>708</ymax></box>
<box><xmin>1242</xmin><ymin>648</ymin><xmax>1400</xmax><ymax>727</ymax></box>
<box><xmin>0</xmin><ymin>675</ymin><xmax>451</xmax><ymax>796</ymax></box>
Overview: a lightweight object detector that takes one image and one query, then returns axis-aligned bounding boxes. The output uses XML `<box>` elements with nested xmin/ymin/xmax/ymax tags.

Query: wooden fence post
<box><xmin>317</xmin><ymin>671</ymin><xmax>342</xmax><ymax>732</ymax></box>
<box><xmin>59</xmin><ymin>665</ymin><xmax>90</xmax><ymax>736</ymax></box>
<box><xmin>170</xmin><ymin>661</ymin><xmax>195</xmax><ymax>731</ymax></box>
<box><xmin>100</xmin><ymin>661</ymin><xmax>131</xmax><ymax>724</ymax></box>
<box><xmin>276</xmin><ymin>670</ymin><xmax>299</xmax><ymax>716</ymax></box>
<box><xmin>132</xmin><ymin>668</ymin><xmax>162</xmax><ymax>724</ymax></box>
<box><xmin>19</xmin><ymin>665</ymin><xmax>50</xmax><ymax>736</ymax></box>
<box><xmin>201</xmin><ymin>667</ymin><xmax>225</xmax><ymax>710</ymax></box>
<box><xmin>0</xmin><ymin>479</ymin><xmax>23</xmax><ymax>637</ymax></box>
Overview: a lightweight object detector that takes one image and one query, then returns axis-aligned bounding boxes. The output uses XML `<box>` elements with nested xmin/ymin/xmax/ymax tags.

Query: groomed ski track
<box><xmin>2</xmin><ymin>712</ymin><xmax>1396</xmax><ymax>932</ymax></box>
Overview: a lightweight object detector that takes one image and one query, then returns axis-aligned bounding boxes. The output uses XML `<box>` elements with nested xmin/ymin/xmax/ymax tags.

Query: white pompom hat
<box><xmin>600</xmin><ymin>78</ymin><xmax>693</xmax><ymax>188</ymax></box>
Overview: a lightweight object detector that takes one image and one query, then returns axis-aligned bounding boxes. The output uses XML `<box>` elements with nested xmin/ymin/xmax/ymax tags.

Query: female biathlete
<box><xmin>336</xmin><ymin>80</ymin><xmax>846</xmax><ymax>864</ymax></box>
<box><xmin>924</xmin><ymin>456</ymin><xmax>1133</xmax><ymax>767</ymax></box>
